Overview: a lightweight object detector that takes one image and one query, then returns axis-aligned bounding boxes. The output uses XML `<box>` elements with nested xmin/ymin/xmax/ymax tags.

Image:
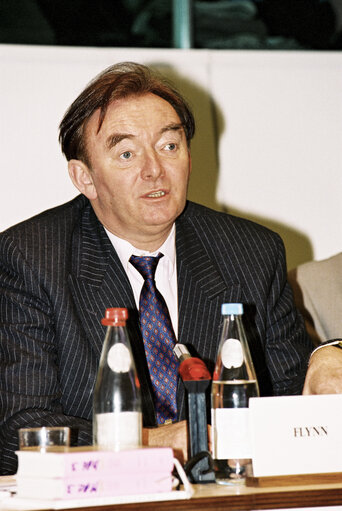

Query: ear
<box><xmin>68</xmin><ymin>159</ymin><xmax>97</xmax><ymax>200</ymax></box>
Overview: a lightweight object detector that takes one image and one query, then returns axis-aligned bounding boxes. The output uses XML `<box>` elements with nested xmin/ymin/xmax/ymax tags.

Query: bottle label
<box><xmin>211</xmin><ymin>408</ymin><xmax>252</xmax><ymax>458</ymax></box>
<box><xmin>95</xmin><ymin>411</ymin><xmax>142</xmax><ymax>449</ymax></box>
<box><xmin>221</xmin><ymin>338</ymin><xmax>244</xmax><ymax>369</ymax></box>
<box><xmin>107</xmin><ymin>343</ymin><xmax>131</xmax><ymax>373</ymax></box>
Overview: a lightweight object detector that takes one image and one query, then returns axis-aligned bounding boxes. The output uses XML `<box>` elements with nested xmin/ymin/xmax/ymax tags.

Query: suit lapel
<box><xmin>175</xmin><ymin>209</ymin><xmax>242</xmax><ymax>419</ymax></box>
<box><xmin>176</xmin><ymin>210</ymin><xmax>242</xmax><ymax>357</ymax></box>
<box><xmin>68</xmin><ymin>203</ymin><xmax>156</xmax><ymax>425</ymax></box>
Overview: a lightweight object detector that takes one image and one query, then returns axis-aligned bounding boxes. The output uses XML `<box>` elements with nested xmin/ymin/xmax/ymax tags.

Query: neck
<box><xmin>105</xmin><ymin>224</ymin><xmax>173</xmax><ymax>253</ymax></box>
<box><xmin>90</xmin><ymin>202</ymin><xmax>175</xmax><ymax>252</ymax></box>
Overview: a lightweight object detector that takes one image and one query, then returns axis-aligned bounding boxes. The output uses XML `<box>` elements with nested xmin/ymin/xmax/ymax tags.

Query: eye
<box><xmin>165</xmin><ymin>143</ymin><xmax>177</xmax><ymax>151</ymax></box>
<box><xmin>120</xmin><ymin>151</ymin><xmax>132</xmax><ymax>160</ymax></box>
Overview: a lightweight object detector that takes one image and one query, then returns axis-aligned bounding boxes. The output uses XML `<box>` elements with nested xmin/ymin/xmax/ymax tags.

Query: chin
<box><xmin>151</xmin><ymin>211</ymin><xmax>180</xmax><ymax>225</ymax></box>
<box><xmin>143</xmin><ymin>207</ymin><xmax>176</xmax><ymax>224</ymax></box>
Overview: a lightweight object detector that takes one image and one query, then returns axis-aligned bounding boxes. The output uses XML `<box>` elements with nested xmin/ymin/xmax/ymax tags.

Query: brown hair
<box><xmin>59</xmin><ymin>61</ymin><xmax>195</xmax><ymax>166</ymax></box>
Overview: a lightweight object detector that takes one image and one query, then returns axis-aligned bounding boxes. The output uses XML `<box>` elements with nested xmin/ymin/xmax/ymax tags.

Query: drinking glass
<box><xmin>18</xmin><ymin>426</ymin><xmax>70</xmax><ymax>451</ymax></box>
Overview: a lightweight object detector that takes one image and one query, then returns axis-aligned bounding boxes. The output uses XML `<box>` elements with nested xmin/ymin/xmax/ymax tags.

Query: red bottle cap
<box><xmin>101</xmin><ymin>308</ymin><xmax>128</xmax><ymax>326</ymax></box>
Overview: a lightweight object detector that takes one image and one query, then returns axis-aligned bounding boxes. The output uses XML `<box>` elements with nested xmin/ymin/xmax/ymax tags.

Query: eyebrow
<box><xmin>106</xmin><ymin>123</ymin><xmax>184</xmax><ymax>150</ymax></box>
<box><xmin>106</xmin><ymin>133</ymin><xmax>132</xmax><ymax>150</ymax></box>
<box><xmin>160</xmin><ymin>122</ymin><xmax>184</xmax><ymax>135</ymax></box>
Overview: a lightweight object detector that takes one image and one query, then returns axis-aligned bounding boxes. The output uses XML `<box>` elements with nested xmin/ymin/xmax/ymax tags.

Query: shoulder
<box><xmin>0</xmin><ymin>195</ymin><xmax>89</xmax><ymax>261</ymax></box>
<box><xmin>1</xmin><ymin>195</ymin><xmax>87</xmax><ymax>235</ymax></box>
<box><xmin>296</xmin><ymin>252</ymin><xmax>342</xmax><ymax>284</ymax></box>
<box><xmin>289</xmin><ymin>252</ymin><xmax>342</xmax><ymax>344</ymax></box>
<box><xmin>289</xmin><ymin>252</ymin><xmax>342</xmax><ymax>304</ymax></box>
<box><xmin>177</xmin><ymin>202</ymin><xmax>286</xmax><ymax>286</ymax></box>
<box><xmin>179</xmin><ymin>201</ymin><xmax>283</xmax><ymax>251</ymax></box>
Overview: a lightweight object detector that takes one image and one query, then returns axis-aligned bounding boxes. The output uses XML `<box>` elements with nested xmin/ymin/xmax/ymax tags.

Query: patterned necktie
<box><xmin>129</xmin><ymin>253</ymin><xmax>178</xmax><ymax>424</ymax></box>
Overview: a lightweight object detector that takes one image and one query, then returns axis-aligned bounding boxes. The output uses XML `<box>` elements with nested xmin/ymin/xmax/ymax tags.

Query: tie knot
<box><xmin>130</xmin><ymin>253</ymin><xmax>163</xmax><ymax>281</ymax></box>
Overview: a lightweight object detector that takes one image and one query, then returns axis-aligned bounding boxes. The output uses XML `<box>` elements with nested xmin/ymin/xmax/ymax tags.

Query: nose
<box><xmin>141</xmin><ymin>150</ymin><xmax>164</xmax><ymax>180</ymax></box>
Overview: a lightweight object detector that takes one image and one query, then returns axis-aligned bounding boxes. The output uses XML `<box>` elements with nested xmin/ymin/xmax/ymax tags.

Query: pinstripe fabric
<box><xmin>0</xmin><ymin>195</ymin><xmax>313</xmax><ymax>474</ymax></box>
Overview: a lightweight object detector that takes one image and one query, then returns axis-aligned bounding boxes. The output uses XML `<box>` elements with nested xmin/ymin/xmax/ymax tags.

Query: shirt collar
<box><xmin>105</xmin><ymin>224</ymin><xmax>176</xmax><ymax>277</ymax></box>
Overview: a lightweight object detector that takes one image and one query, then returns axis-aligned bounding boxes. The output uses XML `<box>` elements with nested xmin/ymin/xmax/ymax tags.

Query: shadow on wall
<box><xmin>148</xmin><ymin>62</ymin><xmax>223</xmax><ymax>213</ymax></box>
<box><xmin>148</xmin><ymin>63</ymin><xmax>314</xmax><ymax>271</ymax></box>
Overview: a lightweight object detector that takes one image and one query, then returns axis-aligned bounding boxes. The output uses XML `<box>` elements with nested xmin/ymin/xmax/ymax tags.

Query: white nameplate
<box><xmin>249</xmin><ymin>394</ymin><xmax>342</xmax><ymax>477</ymax></box>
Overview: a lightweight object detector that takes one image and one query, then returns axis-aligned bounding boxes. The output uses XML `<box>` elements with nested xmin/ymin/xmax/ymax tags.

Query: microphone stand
<box><xmin>174</xmin><ymin>344</ymin><xmax>215</xmax><ymax>483</ymax></box>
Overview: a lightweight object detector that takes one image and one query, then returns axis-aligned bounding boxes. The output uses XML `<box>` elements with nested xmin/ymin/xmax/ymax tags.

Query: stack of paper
<box><xmin>16</xmin><ymin>447</ymin><xmax>174</xmax><ymax>500</ymax></box>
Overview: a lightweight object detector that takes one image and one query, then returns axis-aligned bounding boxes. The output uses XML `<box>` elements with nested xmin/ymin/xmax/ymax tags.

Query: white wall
<box><xmin>1</xmin><ymin>45</ymin><xmax>341</xmax><ymax>269</ymax></box>
<box><xmin>211</xmin><ymin>50</ymin><xmax>342</xmax><ymax>268</ymax></box>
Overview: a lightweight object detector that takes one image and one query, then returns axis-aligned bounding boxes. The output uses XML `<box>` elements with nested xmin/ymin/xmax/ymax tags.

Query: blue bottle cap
<box><xmin>221</xmin><ymin>303</ymin><xmax>243</xmax><ymax>315</ymax></box>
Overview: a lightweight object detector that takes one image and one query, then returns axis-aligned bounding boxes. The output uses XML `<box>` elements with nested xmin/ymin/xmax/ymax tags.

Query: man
<box><xmin>288</xmin><ymin>253</ymin><xmax>342</xmax><ymax>394</ymax></box>
<box><xmin>288</xmin><ymin>252</ymin><xmax>342</xmax><ymax>346</ymax></box>
<box><xmin>0</xmin><ymin>62</ymin><xmax>313</xmax><ymax>475</ymax></box>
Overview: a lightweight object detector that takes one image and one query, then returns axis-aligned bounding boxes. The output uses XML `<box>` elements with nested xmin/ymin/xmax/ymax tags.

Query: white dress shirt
<box><xmin>105</xmin><ymin>225</ymin><xmax>178</xmax><ymax>338</ymax></box>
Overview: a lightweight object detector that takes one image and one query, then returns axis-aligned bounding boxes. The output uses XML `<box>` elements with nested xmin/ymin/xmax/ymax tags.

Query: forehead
<box><xmin>88</xmin><ymin>93</ymin><xmax>181</xmax><ymax>136</ymax></box>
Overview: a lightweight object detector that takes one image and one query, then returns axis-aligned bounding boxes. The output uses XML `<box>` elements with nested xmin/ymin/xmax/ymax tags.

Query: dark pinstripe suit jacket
<box><xmin>0</xmin><ymin>195</ymin><xmax>313</xmax><ymax>473</ymax></box>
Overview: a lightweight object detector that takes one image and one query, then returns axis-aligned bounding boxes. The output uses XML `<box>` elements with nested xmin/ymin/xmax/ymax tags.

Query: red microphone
<box><xmin>173</xmin><ymin>343</ymin><xmax>215</xmax><ymax>483</ymax></box>
<box><xmin>174</xmin><ymin>344</ymin><xmax>211</xmax><ymax>382</ymax></box>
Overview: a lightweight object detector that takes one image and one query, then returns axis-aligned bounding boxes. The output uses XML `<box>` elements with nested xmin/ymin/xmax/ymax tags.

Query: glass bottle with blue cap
<box><xmin>211</xmin><ymin>303</ymin><xmax>259</xmax><ymax>484</ymax></box>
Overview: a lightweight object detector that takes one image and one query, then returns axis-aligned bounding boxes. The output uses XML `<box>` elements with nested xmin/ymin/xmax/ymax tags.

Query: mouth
<box><xmin>145</xmin><ymin>190</ymin><xmax>166</xmax><ymax>198</ymax></box>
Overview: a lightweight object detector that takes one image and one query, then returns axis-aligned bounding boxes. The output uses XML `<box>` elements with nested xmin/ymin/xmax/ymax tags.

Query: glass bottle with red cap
<box><xmin>93</xmin><ymin>307</ymin><xmax>142</xmax><ymax>450</ymax></box>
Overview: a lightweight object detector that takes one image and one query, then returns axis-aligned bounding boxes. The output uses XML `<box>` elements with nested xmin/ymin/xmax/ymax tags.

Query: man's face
<box><xmin>75</xmin><ymin>93</ymin><xmax>191</xmax><ymax>249</ymax></box>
